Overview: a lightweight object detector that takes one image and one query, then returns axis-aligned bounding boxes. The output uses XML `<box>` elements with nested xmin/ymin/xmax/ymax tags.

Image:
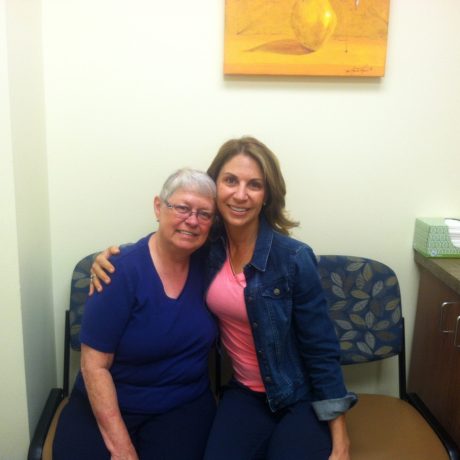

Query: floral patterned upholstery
<box><xmin>69</xmin><ymin>253</ymin><xmax>98</xmax><ymax>350</ymax></box>
<box><xmin>316</xmin><ymin>255</ymin><xmax>403</xmax><ymax>365</ymax></box>
<box><xmin>69</xmin><ymin>253</ymin><xmax>403</xmax><ymax>365</ymax></box>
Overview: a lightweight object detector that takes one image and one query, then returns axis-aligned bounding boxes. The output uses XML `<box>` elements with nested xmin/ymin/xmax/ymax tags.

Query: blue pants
<box><xmin>53</xmin><ymin>387</ymin><xmax>216</xmax><ymax>460</ymax></box>
<box><xmin>203</xmin><ymin>381</ymin><xmax>332</xmax><ymax>460</ymax></box>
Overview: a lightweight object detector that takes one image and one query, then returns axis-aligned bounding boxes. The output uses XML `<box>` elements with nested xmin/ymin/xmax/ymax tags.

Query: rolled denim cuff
<box><xmin>312</xmin><ymin>392</ymin><xmax>358</xmax><ymax>421</ymax></box>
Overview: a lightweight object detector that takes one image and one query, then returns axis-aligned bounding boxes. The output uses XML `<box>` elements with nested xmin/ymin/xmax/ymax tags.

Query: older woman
<box><xmin>53</xmin><ymin>168</ymin><xmax>218</xmax><ymax>460</ymax></box>
<box><xmin>91</xmin><ymin>137</ymin><xmax>356</xmax><ymax>460</ymax></box>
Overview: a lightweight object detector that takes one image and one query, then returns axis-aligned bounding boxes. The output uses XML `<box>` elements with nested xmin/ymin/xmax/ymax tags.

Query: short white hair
<box><xmin>159</xmin><ymin>168</ymin><xmax>216</xmax><ymax>202</ymax></box>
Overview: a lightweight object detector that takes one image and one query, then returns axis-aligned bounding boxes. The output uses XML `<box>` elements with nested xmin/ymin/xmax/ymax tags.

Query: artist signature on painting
<box><xmin>346</xmin><ymin>65</ymin><xmax>374</xmax><ymax>74</ymax></box>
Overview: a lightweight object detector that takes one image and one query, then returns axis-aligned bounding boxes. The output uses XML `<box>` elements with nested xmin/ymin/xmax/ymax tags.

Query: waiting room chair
<box><xmin>29</xmin><ymin>253</ymin><xmax>460</xmax><ymax>459</ymax></box>
<box><xmin>28</xmin><ymin>251</ymin><xmax>220</xmax><ymax>459</ymax></box>
<box><xmin>28</xmin><ymin>253</ymin><xmax>97</xmax><ymax>460</ymax></box>
<box><xmin>317</xmin><ymin>255</ymin><xmax>459</xmax><ymax>460</ymax></box>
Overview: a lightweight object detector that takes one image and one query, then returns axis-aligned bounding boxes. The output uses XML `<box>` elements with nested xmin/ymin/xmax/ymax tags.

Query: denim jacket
<box><xmin>205</xmin><ymin>217</ymin><xmax>357</xmax><ymax>420</ymax></box>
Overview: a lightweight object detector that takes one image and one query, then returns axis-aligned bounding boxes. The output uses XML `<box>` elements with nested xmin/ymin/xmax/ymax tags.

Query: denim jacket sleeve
<box><xmin>291</xmin><ymin>245</ymin><xmax>357</xmax><ymax>420</ymax></box>
<box><xmin>311</xmin><ymin>393</ymin><xmax>357</xmax><ymax>421</ymax></box>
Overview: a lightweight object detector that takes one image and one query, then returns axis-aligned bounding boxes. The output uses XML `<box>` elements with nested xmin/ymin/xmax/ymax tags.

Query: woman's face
<box><xmin>215</xmin><ymin>153</ymin><xmax>266</xmax><ymax>232</ymax></box>
<box><xmin>154</xmin><ymin>188</ymin><xmax>215</xmax><ymax>254</ymax></box>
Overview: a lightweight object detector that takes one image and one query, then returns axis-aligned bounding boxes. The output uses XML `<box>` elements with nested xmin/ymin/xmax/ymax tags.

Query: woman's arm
<box><xmin>81</xmin><ymin>344</ymin><xmax>138</xmax><ymax>460</ymax></box>
<box><xmin>292</xmin><ymin>246</ymin><xmax>349</xmax><ymax>398</ymax></box>
<box><xmin>328</xmin><ymin>415</ymin><xmax>350</xmax><ymax>460</ymax></box>
<box><xmin>291</xmin><ymin>246</ymin><xmax>355</xmax><ymax>458</ymax></box>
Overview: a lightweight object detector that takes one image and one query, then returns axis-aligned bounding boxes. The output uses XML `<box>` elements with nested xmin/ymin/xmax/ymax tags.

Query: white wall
<box><xmin>2</xmin><ymin>0</ymin><xmax>459</xmax><ymax>453</ymax></box>
<box><xmin>42</xmin><ymin>0</ymin><xmax>460</xmax><ymax>396</ymax></box>
<box><xmin>0</xmin><ymin>5</ymin><xmax>30</xmax><ymax>458</ymax></box>
<box><xmin>1</xmin><ymin>0</ymin><xmax>54</xmax><ymax>457</ymax></box>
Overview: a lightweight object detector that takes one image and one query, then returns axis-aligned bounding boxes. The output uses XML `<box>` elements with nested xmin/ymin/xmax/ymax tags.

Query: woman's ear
<box><xmin>153</xmin><ymin>196</ymin><xmax>161</xmax><ymax>220</ymax></box>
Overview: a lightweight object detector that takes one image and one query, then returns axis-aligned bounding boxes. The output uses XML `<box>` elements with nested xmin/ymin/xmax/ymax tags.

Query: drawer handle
<box><xmin>455</xmin><ymin>316</ymin><xmax>460</xmax><ymax>349</ymax></box>
<box><xmin>440</xmin><ymin>301</ymin><xmax>460</xmax><ymax>333</ymax></box>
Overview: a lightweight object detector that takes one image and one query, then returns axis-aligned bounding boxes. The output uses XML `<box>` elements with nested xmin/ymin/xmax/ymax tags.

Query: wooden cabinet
<box><xmin>409</xmin><ymin>253</ymin><xmax>460</xmax><ymax>445</ymax></box>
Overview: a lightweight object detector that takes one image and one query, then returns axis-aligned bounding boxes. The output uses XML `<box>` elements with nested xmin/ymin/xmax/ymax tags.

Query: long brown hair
<box><xmin>207</xmin><ymin>136</ymin><xmax>298</xmax><ymax>235</ymax></box>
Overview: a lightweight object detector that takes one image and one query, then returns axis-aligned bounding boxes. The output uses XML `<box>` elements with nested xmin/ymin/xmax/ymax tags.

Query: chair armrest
<box><xmin>28</xmin><ymin>388</ymin><xmax>64</xmax><ymax>460</ymax></box>
<box><xmin>407</xmin><ymin>392</ymin><xmax>460</xmax><ymax>460</ymax></box>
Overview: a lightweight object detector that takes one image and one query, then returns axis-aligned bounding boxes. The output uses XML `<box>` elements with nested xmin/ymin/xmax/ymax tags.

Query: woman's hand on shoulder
<box><xmin>89</xmin><ymin>245</ymin><xmax>120</xmax><ymax>295</ymax></box>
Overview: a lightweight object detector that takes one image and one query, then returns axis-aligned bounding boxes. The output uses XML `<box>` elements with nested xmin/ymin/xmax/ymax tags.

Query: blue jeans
<box><xmin>203</xmin><ymin>380</ymin><xmax>332</xmax><ymax>460</ymax></box>
<box><xmin>53</xmin><ymin>387</ymin><xmax>216</xmax><ymax>460</ymax></box>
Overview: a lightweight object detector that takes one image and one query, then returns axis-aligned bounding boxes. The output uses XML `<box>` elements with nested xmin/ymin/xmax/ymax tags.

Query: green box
<box><xmin>413</xmin><ymin>217</ymin><xmax>460</xmax><ymax>258</ymax></box>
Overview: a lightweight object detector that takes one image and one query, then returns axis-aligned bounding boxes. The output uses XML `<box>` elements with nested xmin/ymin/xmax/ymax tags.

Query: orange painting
<box><xmin>224</xmin><ymin>0</ymin><xmax>390</xmax><ymax>77</ymax></box>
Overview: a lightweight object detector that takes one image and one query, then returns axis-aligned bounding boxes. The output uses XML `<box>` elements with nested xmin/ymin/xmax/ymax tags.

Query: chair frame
<box><xmin>407</xmin><ymin>391</ymin><xmax>460</xmax><ymax>460</ymax></box>
<box><xmin>382</xmin><ymin>318</ymin><xmax>459</xmax><ymax>460</ymax></box>
<box><xmin>27</xmin><ymin>311</ymin><xmax>71</xmax><ymax>460</ymax></box>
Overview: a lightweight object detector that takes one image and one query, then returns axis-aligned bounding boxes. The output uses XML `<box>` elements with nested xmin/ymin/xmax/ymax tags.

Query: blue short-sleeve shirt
<box><xmin>75</xmin><ymin>234</ymin><xmax>217</xmax><ymax>414</ymax></box>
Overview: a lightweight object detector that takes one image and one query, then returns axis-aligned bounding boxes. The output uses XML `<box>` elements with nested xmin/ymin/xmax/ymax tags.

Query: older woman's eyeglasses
<box><xmin>164</xmin><ymin>200</ymin><xmax>214</xmax><ymax>223</ymax></box>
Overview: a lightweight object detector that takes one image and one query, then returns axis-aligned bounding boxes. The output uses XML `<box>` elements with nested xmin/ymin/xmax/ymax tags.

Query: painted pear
<box><xmin>291</xmin><ymin>0</ymin><xmax>337</xmax><ymax>51</ymax></box>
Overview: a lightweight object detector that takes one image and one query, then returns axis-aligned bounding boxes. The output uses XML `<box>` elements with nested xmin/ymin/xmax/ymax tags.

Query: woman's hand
<box><xmin>89</xmin><ymin>246</ymin><xmax>120</xmax><ymax>295</ymax></box>
<box><xmin>328</xmin><ymin>447</ymin><xmax>350</xmax><ymax>460</ymax></box>
<box><xmin>328</xmin><ymin>415</ymin><xmax>351</xmax><ymax>460</ymax></box>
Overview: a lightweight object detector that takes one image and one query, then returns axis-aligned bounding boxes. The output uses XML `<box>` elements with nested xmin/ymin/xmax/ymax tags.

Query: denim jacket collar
<box><xmin>248</xmin><ymin>215</ymin><xmax>273</xmax><ymax>272</ymax></box>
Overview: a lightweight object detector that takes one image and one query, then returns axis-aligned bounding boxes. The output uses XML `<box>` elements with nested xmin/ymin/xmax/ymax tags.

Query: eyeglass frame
<box><xmin>163</xmin><ymin>200</ymin><xmax>215</xmax><ymax>223</ymax></box>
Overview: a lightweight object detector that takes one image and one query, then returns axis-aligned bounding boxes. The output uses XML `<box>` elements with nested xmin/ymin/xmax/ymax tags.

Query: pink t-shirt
<box><xmin>206</xmin><ymin>257</ymin><xmax>265</xmax><ymax>392</ymax></box>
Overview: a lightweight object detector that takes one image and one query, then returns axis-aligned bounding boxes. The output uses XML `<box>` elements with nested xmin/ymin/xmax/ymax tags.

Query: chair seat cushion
<box><xmin>347</xmin><ymin>394</ymin><xmax>449</xmax><ymax>460</ymax></box>
<box><xmin>42</xmin><ymin>397</ymin><xmax>69</xmax><ymax>460</ymax></box>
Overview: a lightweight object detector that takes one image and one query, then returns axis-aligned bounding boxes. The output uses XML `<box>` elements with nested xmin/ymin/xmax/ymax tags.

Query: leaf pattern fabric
<box><xmin>69</xmin><ymin>253</ymin><xmax>97</xmax><ymax>350</ymax></box>
<box><xmin>68</xmin><ymin>253</ymin><xmax>403</xmax><ymax>366</ymax></box>
<box><xmin>317</xmin><ymin>255</ymin><xmax>403</xmax><ymax>365</ymax></box>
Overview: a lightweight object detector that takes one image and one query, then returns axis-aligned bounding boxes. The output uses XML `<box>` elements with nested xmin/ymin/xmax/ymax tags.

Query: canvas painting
<box><xmin>224</xmin><ymin>0</ymin><xmax>390</xmax><ymax>77</ymax></box>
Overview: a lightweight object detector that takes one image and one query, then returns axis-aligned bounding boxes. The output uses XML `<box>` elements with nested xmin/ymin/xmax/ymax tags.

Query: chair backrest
<box><xmin>316</xmin><ymin>255</ymin><xmax>403</xmax><ymax>366</ymax></box>
<box><xmin>67</xmin><ymin>253</ymin><xmax>405</xmax><ymax>393</ymax></box>
<box><xmin>69</xmin><ymin>253</ymin><xmax>98</xmax><ymax>351</ymax></box>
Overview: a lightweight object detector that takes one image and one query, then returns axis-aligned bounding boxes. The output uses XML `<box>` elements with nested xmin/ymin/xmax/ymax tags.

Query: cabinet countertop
<box><xmin>414</xmin><ymin>251</ymin><xmax>460</xmax><ymax>296</ymax></box>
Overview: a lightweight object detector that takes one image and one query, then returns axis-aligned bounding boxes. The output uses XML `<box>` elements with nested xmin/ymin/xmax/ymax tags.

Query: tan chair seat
<box><xmin>42</xmin><ymin>398</ymin><xmax>69</xmax><ymax>460</ymax></box>
<box><xmin>348</xmin><ymin>394</ymin><xmax>449</xmax><ymax>460</ymax></box>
